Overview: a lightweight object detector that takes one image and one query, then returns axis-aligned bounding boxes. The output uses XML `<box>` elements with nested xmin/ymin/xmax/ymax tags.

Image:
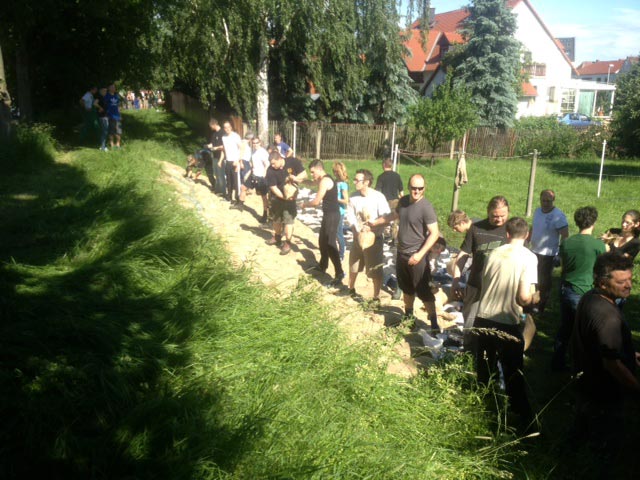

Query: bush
<box><xmin>0</xmin><ymin>122</ymin><xmax>57</xmax><ymax>172</ymax></box>
<box><xmin>513</xmin><ymin>115</ymin><xmax>611</xmax><ymax>159</ymax></box>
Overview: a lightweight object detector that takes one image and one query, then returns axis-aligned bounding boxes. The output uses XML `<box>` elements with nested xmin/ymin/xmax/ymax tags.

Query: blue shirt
<box><xmin>337</xmin><ymin>181</ymin><xmax>348</xmax><ymax>215</ymax></box>
<box><xmin>104</xmin><ymin>93</ymin><xmax>120</xmax><ymax>121</ymax></box>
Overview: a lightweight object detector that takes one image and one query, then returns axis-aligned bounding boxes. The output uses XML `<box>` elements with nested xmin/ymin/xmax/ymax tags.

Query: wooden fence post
<box><xmin>451</xmin><ymin>151</ymin><xmax>462</xmax><ymax>212</ymax></box>
<box><xmin>525</xmin><ymin>150</ymin><xmax>538</xmax><ymax>217</ymax></box>
<box><xmin>315</xmin><ymin>123</ymin><xmax>322</xmax><ymax>159</ymax></box>
<box><xmin>449</xmin><ymin>139</ymin><xmax>455</xmax><ymax>160</ymax></box>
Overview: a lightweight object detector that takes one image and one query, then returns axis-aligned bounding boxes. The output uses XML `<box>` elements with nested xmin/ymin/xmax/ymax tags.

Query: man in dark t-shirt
<box><xmin>571</xmin><ymin>252</ymin><xmax>639</xmax><ymax>473</ymax></box>
<box><xmin>377</xmin><ymin>174</ymin><xmax>439</xmax><ymax>330</ymax></box>
<box><xmin>205</xmin><ymin>119</ymin><xmax>225</xmax><ymax>195</ymax></box>
<box><xmin>375</xmin><ymin>158</ymin><xmax>404</xmax><ymax>205</ymax></box>
<box><xmin>265</xmin><ymin>151</ymin><xmax>307</xmax><ymax>255</ymax></box>
<box><xmin>452</xmin><ymin>196</ymin><xmax>510</xmax><ymax>351</ymax></box>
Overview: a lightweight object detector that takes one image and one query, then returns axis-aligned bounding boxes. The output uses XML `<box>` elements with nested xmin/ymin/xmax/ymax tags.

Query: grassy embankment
<box><xmin>1</xmin><ymin>110</ymin><xmax>528</xmax><ymax>479</ymax></box>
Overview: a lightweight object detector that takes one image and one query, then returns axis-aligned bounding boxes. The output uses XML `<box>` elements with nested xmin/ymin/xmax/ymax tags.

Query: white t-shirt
<box><xmin>346</xmin><ymin>189</ymin><xmax>390</xmax><ymax>235</ymax></box>
<box><xmin>82</xmin><ymin>92</ymin><xmax>94</xmax><ymax>110</ymax></box>
<box><xmin>222</xmin><ymin>131</ymin><xmax>242</xmax><ymax>163</ymax></box>
<box><xmin>476</xmin><ymin>243</ymin><xmax>538</xmax><ymax>325</ymax></box>
<box><xmin>530</xmin><ymin>207</ymin><xmax>568</xmax><ymax>256</ymax></box>
<box><xmin>251</xmin><ymin>147</ymin><xmax>270</xmax><ymax>177</ymax></box>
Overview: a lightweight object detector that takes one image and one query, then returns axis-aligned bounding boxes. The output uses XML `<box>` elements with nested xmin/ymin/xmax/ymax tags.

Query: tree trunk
<box><xmin>0</xmin><ymin>42</ymin><xmax>12</xmax><ymax>137</ymax></box>
<box><xmin>16</xmin><ymin>40</ymin><xmax>32</xmax><ymax>121</ymax></box>
<box><xmin>255</xmin><ymin>38</ymin><xmax>269</xmax><ymax>145</ymax></box>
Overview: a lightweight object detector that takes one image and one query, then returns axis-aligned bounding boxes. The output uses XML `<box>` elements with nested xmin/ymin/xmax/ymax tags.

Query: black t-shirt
<box><xmin>571</xmin><ymin>289</ymin><xmax>636</xmax><ymax>402</ymax></box>
<box><xmin>265</xmin><ymin>157</ymin><xmax>305</xmax><ymax>193</ymax></box>
<box><xmin>460</xmin><ymin>218</ymin><xmax>508</xmax><ymax>288</ymax></box>
<box><xmin>606</xmin><ymin>228</ymin><xmax>640</xmax><ymax>260</ymax></box>
<box><xmin>97</xmin><ymin>95</ymin><xmax>107</xmax><ymax>118</ymax></box>
<box><xmin>208</xmin><ymin>128</ymin><xmax>224</xmax><ymax>159</ymax></box>
<box><xmin>375</xmin><ymin>171</ymin><xmax>403</xmax><ymax>202</ymax></box>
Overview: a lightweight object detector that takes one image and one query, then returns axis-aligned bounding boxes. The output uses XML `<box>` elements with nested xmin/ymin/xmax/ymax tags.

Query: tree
<box><xmin>452</xmin><ymin>0</ymin><xmax>520</xmax><ymax>129</ymax></box>
<box><xmin>407</xmin><ymin>74</ymin><xmax>477</xmax><ymax>152</ymax></box>
<box><xmin>611</xmin><ymin>57</ymin><xmax>640</xmax><ymax>157</ymax></box>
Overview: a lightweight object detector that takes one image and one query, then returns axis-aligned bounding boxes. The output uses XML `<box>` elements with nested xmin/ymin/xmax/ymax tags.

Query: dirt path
<box><xmin>159</xmin><ymin>161</ymin><xmax>439</xmax><ymax>376</ymax></box>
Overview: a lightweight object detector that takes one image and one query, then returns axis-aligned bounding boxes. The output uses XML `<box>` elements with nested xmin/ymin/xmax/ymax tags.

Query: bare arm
<box><xmin>558</xmin><ymin>226</ymin><xmax>569</xmax><ymax>241</ymax></box>
<box><xmin>517</xmin><ymin>280</ymin><xmax>540</xmax><ymax>307</ymax></box>
<box><xmin>304</xmin><ymin>177</ymin><xmax>331</xmax><ymax>208</ymax></box>
<box><xmin>603</xmin><ymin>358</ymin><xmax>640</xmax><ymax>393</ymax></box>
<box><xmin>270</xmin><ymin>185</ymin><xmax>286</xmax><ymax>200</ymax></box>
<box><xmin>289</xmin><ymin>169</ymin><xmax>307</xmax><ymax>184</ymax></box>
<box><xmin>408</xmin><ymin>222</ymin><xmax>439</xmax><ymax>266</ymax></box>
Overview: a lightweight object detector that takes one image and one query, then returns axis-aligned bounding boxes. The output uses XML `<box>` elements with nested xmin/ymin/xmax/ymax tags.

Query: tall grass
<box><xmin>1</xmin><ymin>111</ymin><xmax>523</xmax><ymax>479</ymax></box>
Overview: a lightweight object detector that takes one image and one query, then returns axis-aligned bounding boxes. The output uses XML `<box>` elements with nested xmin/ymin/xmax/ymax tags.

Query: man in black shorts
<box><xmin>265</xmin><ymin>150</ymin><xmax>307</xmax><ymax>255</ymax></box>
<box><xmin>571</xmin><ymin>252</ymin><xmax>639</xmax><ymax>474</ymax></box>
<box><xmin>377</xmin><ymin>174</ymin><xmax>440</xmax><ymax>330</ymax></box>
<box><xmin>452</xmin><ymin>196</ymin><xmax>510</xmax><ymax>351</ymax></box>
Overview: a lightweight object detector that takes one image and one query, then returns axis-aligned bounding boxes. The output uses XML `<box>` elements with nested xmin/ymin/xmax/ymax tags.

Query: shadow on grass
<box><xmin>0</xmin><ymin>140</ymin><xmax>256</xmax><ymax>478</ymax></box>
<box><xmin>541</xmin><ymin>157</ymin><xmax>640</xmax><ymax>180</ymax></box>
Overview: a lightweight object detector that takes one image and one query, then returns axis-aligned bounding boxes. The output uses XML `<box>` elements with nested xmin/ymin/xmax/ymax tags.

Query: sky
<box><xmin>428</xmin><ymin>0</ymin><xmax>640</xmax><ymax>65</ymax></box>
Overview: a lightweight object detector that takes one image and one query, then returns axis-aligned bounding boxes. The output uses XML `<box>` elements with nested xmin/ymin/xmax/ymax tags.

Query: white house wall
<box><xmin>512</xmin><ymin>2</ymin><xmax>573</xmax><ymax>117</ymax></box>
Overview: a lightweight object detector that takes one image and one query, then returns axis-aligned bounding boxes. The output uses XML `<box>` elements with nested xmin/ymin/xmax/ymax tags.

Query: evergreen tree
<box><xmin>611</xmin><ymin>57</ymin><xmax>640</xmax><ymax>157</ymax></box>
<box><xmin>453</xmin><ymin>0</ymin><xmax>520</xmax><ymax>129</ymax></box>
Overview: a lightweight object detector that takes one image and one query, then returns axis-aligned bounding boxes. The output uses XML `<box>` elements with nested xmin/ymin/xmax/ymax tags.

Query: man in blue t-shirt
<box><xmin>104</xmin><ymin>83</ymin><xmax>122</xmax><ymax>148</ymax></box>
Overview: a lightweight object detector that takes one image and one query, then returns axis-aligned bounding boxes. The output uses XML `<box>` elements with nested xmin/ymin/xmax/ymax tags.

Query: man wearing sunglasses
<box><xmin>376</xmin><ymin>174</ymin><xmax>440</xmax><ymax>330</ymax></box>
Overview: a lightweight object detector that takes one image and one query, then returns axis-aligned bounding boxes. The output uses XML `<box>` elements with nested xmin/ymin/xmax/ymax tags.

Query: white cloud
<box><xmin>548</xmin><ymin>8</ymin><xmax>640</xmax><ymax>63</ymax></box>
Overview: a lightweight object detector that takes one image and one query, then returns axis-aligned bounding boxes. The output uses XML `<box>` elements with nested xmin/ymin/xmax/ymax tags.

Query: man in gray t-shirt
<box><xmin>377</xmin><ymin>174</ymin><xmax>440</xmax><ymax>330</ymax></box>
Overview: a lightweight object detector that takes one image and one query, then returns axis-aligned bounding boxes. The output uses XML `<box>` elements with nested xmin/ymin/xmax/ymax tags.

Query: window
<box><xmin>561</xmin><ymin>89</ymin><xmax>576</xmax><ymax>113</ymax></box>
<box><xmin>524</xmin><ymin>63</ymin><xmax>546</xmax><ymax>77</ymax></box>
<box><xmin>548</xmin><ymin>87</ymin><xmax>556</xmax><ymax>102</ymax></box>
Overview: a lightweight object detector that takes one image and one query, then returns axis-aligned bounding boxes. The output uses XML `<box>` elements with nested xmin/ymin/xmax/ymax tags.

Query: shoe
<box><xmin>230</xmin><ymin>203</ymin><xmax>244</xmax><ymax>210</ymax></box>
<box><xmin>392</xmin><ymin>287</ymin><xmax>402</xmax><ymax>300</ymax></box>
<box><xmin>266</xmin><ymin>236</ymin><xmax>282</xmax><ymax>247</ymax></box>
<box><xmin>369</xmin><ymin>298</ymin><xmax>382</xmax><ymax>310</ymax></box>
<box><xmin>349</xmin><ymin>288</ymin><xmax>364</xmax><ymax>303</ymax></box>
<box><xmin>100</xmin><ymin>146</ymin><xmax>108</xmax><ymax>152</ymax></box>
<box><xmin>279</xmin><ymin>242</ymin><xmax>291</xmax><ymax>255</ymax></box>
<box><xmin>259</xmin><ymin>214</ymin><xmax>268</xmax><ymax>224</ymax></box>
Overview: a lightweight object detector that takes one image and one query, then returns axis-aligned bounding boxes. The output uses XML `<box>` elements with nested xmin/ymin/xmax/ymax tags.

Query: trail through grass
<box><xmin>1</xmin><ymin>111</ymin><xmax>529</xmax><ymax>479</ymax></box>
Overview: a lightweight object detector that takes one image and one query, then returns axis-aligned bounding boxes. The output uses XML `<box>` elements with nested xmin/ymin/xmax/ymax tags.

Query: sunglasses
<box><xmin>410</xmin><ymin>186</ymin><xmax>424</xmax><ymax>191</ymax></box>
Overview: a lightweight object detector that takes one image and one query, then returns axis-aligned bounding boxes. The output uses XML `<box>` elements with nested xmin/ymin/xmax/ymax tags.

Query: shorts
<box><xmin>108</xmin><ymin>118</ymin><xmax>122</xmax><ymax>136</ymax></box>
<box><xmin>396</xmin><ymin>252</ymin><xmax>435</xmax><ymax>302</ymax></box>
<box><xmin>270</xmin><ymin>196</ymin><xmax>297</xmax><ymax>225</ymax></box>
<box><xmin>349</xmin><ymin>234</ymin><xmax>384</xmax><ymax>277</ymax></box>
<box><xmin>250</xmin><ymin>175</ymin><xmax>268</xmax><ymax>196</ymax></box>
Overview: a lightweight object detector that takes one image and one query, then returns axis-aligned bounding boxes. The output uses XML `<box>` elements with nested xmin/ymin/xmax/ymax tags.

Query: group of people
<box><xmin>79</xmin><ymin>84</ymin><xmax>123</xmax><ymax>151</ymax></box>
<box><xmin>123</xmin><ymin>90</ymin><xmax>163</xmax><ymax>110</ymax></box>
<box><xmin>192</xmin><ymin>118</ymin><xmax>640</xmax><ymax>455</ymax></box>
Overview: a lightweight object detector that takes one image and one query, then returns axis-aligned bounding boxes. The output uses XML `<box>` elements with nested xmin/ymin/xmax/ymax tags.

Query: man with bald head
<box><xmin>377</xmin><ymin>174</ymin><xmax>440</xmax><ymax>330</ymax></box>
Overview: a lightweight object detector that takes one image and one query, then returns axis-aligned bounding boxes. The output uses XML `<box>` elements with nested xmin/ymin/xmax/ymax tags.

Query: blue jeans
<box><xmin>552</xmin><ymin>282</ymin><xmax>582</xmax><ymax>369</ymax></box>
<box><xmin>337</xmin><ymin>213</ymin><xmax>346</xmax><ymax>260</ymax></box>
<box><xmin>99</xmin><ymin>117</ymin><xmax>109</xmax><ymax>149</ymax></box>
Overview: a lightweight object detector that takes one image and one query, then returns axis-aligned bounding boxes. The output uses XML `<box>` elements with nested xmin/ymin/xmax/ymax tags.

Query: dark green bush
<box><xmin>0</xmin><ymin>122</ymin><xmax>57</xmax><ymax>171</ymax></box>
<box><xmin>513</xmin><ymin>115</ymin><xmax>579</xmax><ymax>158</ymax></box>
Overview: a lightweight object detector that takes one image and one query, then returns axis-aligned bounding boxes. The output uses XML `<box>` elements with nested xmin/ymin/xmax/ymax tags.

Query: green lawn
<box><xmin>2</xmin><ymin>109</ymin><xmax>639</xmax><ymax>479</ymax></box>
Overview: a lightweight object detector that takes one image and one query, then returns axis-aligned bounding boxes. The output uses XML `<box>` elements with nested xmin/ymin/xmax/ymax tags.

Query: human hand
<box><xmin>408</xmin><ymin>253</ymin><xmax>422</xmax><ymax>266</ymax></box>
<box><xmin>451</xmin><ymin>279</ymin><xmax>464</xmax><ymax>299</ymax></box>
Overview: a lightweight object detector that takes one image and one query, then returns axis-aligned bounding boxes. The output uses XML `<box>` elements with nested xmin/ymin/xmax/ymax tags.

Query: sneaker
<box><xmin>259</xmin><ymin>214</ymin><xmax>268</xmax><ymax>224</ymax></box>
<box><xmin>100</xmin><ymin>146</ymin><xmax>108</xmax><ymax>152</ymax></box>
<box><xmin>309</xmin><ymin>264</ymin><xmax>327</xmax><ymax>273</ymax></box>
<box><xmin>266</xmin><ymin>236</ymin><xmax>282</xmax><ymax>247</ymax></box>
<box><xmin>279</xmin><ymin>241</ymin><xmax>291</xmax><ymax>255</ymax></box>
<box><xmin>348</xmin><ymin>288</ymin><xmax>364</xmax><ymax>303</ymax></box>
<box><xmin>230</xmin><ymin>203</ymin><xmax>244</xmax><ymax>211</ymax></box>
<box><xmin>369</xmin><ymin>297</ymin><xmax>382</xmax><ymax>310</ymax></box>
<box><xmin>392</xmin><ymin>287</ymin><xmax>402</xmax><ymax>300</ymax></box>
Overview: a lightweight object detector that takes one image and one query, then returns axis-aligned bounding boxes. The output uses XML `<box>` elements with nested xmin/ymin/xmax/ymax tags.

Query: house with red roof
<box><xmin>404</xmin><ymin>0</ymin><xmax>615</xmax><ymax>118</ymax></box>
<box><xmin>575</xmin><ymin>57</ymin><xmax>638</xmax><ymax>84</ymax></box>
